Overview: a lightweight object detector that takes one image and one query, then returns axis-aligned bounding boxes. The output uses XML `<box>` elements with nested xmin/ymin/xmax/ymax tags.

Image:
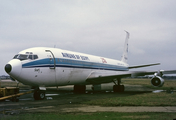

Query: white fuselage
<box><xmin>6</xmin><ymin>47</ymin><xmax>129</xmax><ymax>87</ymax></box>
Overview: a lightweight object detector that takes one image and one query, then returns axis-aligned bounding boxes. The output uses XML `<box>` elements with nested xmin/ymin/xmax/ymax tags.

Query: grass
<box><xmin>1</xmin><ymin>79</ymin><xmax>176</xmax><ymax>120</ymax></box>
<box><xmin>84</xmin><ymin>79</ymin><xmax>176</xmax><ymax>106</ymax></box>
<box><xmin>122</xmin><ymin>78</ymin><xmax>176</xmax><ymax>90</ymax></box>
<box><xmin>1</xmin><ymin>112</ymin><xmax>176</xmax><ymax>120</ymax></box>
<box><xmin>85</xmin><ymin>92</ymin><xmax>176</xmax><ymax>106</ymax></box>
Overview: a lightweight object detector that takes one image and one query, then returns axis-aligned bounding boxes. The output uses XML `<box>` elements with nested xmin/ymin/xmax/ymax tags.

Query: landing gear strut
<box><xmin>113</xmin><ymin>79</ymin><xmax>125</xmax><ymax>92</ymax></box>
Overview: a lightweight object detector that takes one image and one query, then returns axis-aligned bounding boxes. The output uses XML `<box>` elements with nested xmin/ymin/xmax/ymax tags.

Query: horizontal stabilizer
<box><xmin>129</xmin><ymin>63</ymin><xmax>160</xmax><ymax>69</ymax></box>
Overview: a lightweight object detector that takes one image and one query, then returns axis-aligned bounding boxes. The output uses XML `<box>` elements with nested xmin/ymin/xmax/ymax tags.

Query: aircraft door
<box><xmin>32</xmin><ymin>50</ymin><xmax>56</xmax><ymax>86</ymax></box>
<box><xmin>45</xmin><ymin>50</ymin><xmax>56</xmax><ymax>69</ymax></box>
<box><xmin>42</xmin><ymin>50</ymin><xmax>56</xmax><ymax>86</ymax></box>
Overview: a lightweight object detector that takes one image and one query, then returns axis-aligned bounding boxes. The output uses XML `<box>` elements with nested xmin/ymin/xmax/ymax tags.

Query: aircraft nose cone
<box><xmin>5</xmin><ymin>64</ymin><xmax>12</xmax><ymax>73</ymax></box>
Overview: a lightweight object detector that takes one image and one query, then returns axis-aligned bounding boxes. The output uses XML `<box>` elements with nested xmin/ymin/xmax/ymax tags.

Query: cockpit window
<box><xmin>18</xmin><ymin>54</ymin><xmax>28</xmax><ymax>60</ymax></box>
<box><xmin>13</xmin><ymin>55</ymin><xmax>18</xmax><ymax>59</ymax></box>
<box><xmin>34</xmin><ymin>55</ymin><xmax>38</xmax><ymax>59</ymax></box>
<box><xmin>13</xmin><ymin>54</ymin><xmax>38</xmax><ymax>61</ymax></box>
<box><xmin>28</xmin><ymin>55</ymin><xmax>33</xmax><ymax>59</ymax></box>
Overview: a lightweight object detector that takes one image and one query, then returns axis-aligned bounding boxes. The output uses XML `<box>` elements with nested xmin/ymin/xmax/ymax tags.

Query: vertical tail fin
<box><xmin>121</xmin><ymin>31</ymin><xmax>130</xmax><ymax>63</ymax></box>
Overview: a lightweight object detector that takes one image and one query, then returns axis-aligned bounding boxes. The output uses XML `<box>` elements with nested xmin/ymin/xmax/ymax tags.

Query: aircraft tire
<box><xmin>113</xmin><ymin>85</ymin><xmax>125</xmax><ymax>92</ymax></box>
<box><xmin>33</xmin><ymin>90</ymin><xmax>45</xmax><ymax>100</ymax></box>
<box><xmin>120</xmin><ymin>85</ymin><xmax>125</xmax><ymax>92</ymax></box>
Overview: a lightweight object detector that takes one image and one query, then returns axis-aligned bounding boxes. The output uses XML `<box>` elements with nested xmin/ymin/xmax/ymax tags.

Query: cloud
<box><xmin>1</xmin><ymin>0</ymin><xmax>176</xmax><ymax>74</ymax></box>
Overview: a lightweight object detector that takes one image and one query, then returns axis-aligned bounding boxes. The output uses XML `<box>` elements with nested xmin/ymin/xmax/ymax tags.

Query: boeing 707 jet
<box><xmin>4</xmin><ymin>31</ymin><xmax>176</xmax><ymax>100</ymax></box>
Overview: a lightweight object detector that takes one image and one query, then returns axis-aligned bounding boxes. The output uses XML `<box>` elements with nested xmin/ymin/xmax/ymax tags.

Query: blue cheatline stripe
<box><xmin>22</xmin><ymin>58</ymin><xmax>128</xmax><ymax>71</ymax></box>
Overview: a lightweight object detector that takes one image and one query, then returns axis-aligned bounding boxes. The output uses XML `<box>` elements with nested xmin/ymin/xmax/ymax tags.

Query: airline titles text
<box><xmin>62</xmin><ymin>53</ymin><xmax>90</xmax><ymax>61</ymax></box>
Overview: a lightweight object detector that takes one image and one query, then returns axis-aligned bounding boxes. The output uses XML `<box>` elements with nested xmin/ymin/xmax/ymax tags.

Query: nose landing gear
<box><xmin>33</xmin><ymin>87</ymin><xmax>46</xmax><ymax>100</ymax></box>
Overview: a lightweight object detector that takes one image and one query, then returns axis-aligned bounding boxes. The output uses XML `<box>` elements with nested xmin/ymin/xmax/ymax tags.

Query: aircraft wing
<box><xmin>128</xmin><ymin>63</ymin><xmax>160</xmax><ymax>69</ymax></box>
<box><xmin>86</xmin><ymin>70</ymin><xmax>176</xmax><ymax>84</ymax></box>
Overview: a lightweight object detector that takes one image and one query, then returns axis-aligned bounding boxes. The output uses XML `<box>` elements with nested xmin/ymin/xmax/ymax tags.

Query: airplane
<box><xmin>4</xmin><ymin>31</ymin><xmax>176</xmax><ymax>100</ymax></box>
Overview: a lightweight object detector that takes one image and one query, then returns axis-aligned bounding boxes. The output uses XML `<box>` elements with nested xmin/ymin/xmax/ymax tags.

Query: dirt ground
<box><xmin>0</xmin><ymin>82</ymin><xmax>176</xmax><ymax>115</ymax></box>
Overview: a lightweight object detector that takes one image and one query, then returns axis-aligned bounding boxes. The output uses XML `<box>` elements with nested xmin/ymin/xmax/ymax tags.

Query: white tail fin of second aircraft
<box><xmin>121</xmin><ymin>31</ymin><xmax>130</xmax><ymax>63</ymax></box>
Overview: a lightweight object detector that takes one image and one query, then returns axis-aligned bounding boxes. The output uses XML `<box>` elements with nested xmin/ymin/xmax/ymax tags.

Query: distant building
<box><xmin>0</xmin><ymin>75</ymin><xmax>10</xmax><ymax>80</ymax></box>
<box><xmin>130</xmin><ymin>75</ymin><xmax>176</xmax><ymax>80</ymax></box>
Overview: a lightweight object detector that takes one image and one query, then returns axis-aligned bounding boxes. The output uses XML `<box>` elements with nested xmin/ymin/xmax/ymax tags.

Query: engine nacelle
<box><xmin>151</xmin><ymin>76</ymin><xmax>164</xmax><ymax>87</ymax></box>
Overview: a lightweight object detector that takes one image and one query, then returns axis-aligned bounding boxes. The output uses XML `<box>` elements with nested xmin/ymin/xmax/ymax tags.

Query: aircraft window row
<box><xmin>58</xmin><ymin>59</ymin><xmax>83</xmax><ymax>64</ymax></box>
<box><xmin>57</xmin><ymin>58</ymin><xmax>115</xmax><ymax>68</ymax></box>
<box><xmin>13</xmin><ymin>54</ymin><xmax>38</xmax><ymax>61</ymax></box>
<box><xmin>57</xmin><ymin>58</ymin><xmax>122</xmax><ymax>70</ymax></box>
<box><xmin>58</xmin><ymin>59</ymin><xmax>97</xmax><ymax>66</ymax></box>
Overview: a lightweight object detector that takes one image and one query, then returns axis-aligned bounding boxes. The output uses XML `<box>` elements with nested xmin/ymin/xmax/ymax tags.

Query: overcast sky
<box><xmin>1</xmin><ymin>0</ymin><xmax>176</xmax><ymax>75</ymax></box>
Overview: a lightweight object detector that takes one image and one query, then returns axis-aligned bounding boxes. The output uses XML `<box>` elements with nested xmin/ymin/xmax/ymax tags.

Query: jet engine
<box><xmin>151</xmin><ymin>76</ymin><xmax>164</xmax><ymax>87</ymax></box>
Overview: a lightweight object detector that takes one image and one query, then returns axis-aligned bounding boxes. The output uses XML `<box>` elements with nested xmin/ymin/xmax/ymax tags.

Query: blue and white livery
<box><xmin>4</xmin><ymin>31</ymin><xmax>176</xmax><ymax>100</ymax></box>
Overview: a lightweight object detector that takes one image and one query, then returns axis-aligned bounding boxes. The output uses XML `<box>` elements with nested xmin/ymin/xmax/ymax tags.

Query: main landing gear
<box><xmin>73</xmin><ymin>79</ymin><xmax>125</xmax><ymax>94</ymax></box>
<box><xmin>113</xmin><ymin>79</ymin><xmax>125</xmax><ymax>92</ymax></box>
<box><xmin>73</xmin><ymin>85</ymin><xmax>86</xmax><ymax>94</ymax></box>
